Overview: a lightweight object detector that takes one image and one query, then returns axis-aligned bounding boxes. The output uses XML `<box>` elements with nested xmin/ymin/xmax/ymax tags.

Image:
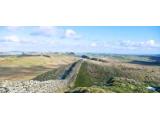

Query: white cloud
<box><xmin>91</xmin><ymin>42</ymin><xmax>97</xmax><ymax>47</ymax></box>
<box><xmin>102</xmin><ymin>40</ymin><xmax>160</xmax><ymax>52</ymax></box>
<box><xmin>30</xmin><ymin>26</ymin><xmax>60</xmax><ymax>37</ymax></box>
<box><xmin>64</xmin><ymin>29</ymin><xmax>81</xmax><ymax>39</ymax></box>
<box><xmin>30</xmin><ymin>27</ymin><xmax>81</xmax><ymax>40</ymax></box>
<box><xmin>119</xmin><ymin>40</ymin><xmax>160</xmax><ymax>49</ymax></box>
<box><xmin>146</xmin><ymin>40</ymin><xmax>156</xmax><ymax>47</ymax></box>
<box><xmin>65</xmin><ymin>29</ymin><xmax>76</xmax><ymax>37</ymax></box>
<box><xmin>3</xmin><ymin>35</ymin><xmax>20</xmax><ymax>42</ymax></box>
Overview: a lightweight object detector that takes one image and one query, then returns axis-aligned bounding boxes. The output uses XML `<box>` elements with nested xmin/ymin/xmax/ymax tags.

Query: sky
<box><xmin>0</xmin><ymin>26</ymin><xmax>160</xmax><ymax>54</ymax></box>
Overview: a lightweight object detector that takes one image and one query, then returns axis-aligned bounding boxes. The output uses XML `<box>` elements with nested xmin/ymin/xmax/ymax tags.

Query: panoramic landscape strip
<box><xmin>0</xmin><ymin>26</ymin><xmax>160</xmax><ymax>93</ymax></box>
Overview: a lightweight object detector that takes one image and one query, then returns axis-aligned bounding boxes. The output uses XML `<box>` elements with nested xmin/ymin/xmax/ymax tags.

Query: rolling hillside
<box><xmin>0</xmin><ymin>54</ymin><xmax>160</xmax><ymax>93</ymax></box>
<box><xmin>68</xmin><ymin>59</ymin><xmax>160</xmax><ymax>93</ymax></box>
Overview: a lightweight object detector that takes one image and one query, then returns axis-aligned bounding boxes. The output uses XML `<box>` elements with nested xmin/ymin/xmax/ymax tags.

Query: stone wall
<box><xmin>0</xmin><ymin>60</ymin><xmax>83</xmax><ymax>93</ymax></box>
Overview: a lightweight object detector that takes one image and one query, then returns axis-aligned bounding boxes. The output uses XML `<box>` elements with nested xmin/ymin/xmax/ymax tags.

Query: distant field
<box><xmin>0</xmin><ymin>55</ymin><xmax>78</xmax><ymax>80</ymax></box>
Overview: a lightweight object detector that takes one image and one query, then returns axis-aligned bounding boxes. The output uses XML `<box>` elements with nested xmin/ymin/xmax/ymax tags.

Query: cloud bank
<box><xmin>0</xmin><ymin>26</ymin><xmax>159</xmax><ymax>54</ymax></box>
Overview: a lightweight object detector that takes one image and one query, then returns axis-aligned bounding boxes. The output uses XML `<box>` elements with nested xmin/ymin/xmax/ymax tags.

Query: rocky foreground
<box><xmin>0</xmin><ymin>80</ymin><xmax>68</xmax><ymax>93</ymax></box>
<box><xmin>0</xmin><ymin>60</ymin><xmax>82</xmax><ymax>93</ymax></box>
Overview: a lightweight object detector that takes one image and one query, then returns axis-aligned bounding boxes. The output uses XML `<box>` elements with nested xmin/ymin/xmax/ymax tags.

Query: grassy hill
<box><xmin>0</xmin><ymin>54</ymin><xmax>160</xmax><ymax>93</ymax></box>
<box><xmin>68</xmin><ymin>61</ymin><xmax>160</xmax><ymax>93</ymax></box>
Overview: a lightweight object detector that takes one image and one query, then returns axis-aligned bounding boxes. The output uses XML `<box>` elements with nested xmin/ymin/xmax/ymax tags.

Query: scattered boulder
<box><xmin>0</xmin><ymin>87</ymin><xmax>9</xmax><ymax>93</ymax></box>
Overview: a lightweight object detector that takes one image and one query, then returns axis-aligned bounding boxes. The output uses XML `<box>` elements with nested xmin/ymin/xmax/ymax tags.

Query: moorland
<box><xmin>0</xmin><ymin>52</ymin><xmax>160</xmax><ymax>93</ymax></box>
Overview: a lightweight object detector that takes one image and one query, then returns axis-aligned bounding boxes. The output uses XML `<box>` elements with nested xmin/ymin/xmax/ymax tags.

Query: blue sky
<box><xmin>0</xmin><ymin>26</ymin><xmax>160</xmax><ymax>54</ymax></box>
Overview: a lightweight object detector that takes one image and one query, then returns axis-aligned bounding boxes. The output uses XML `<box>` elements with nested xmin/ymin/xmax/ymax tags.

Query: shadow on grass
<box><xmin>129</xmin><ymin>60</ymin><xmax>160</xmax><ymax>66</ymax></box>
<box><xmin>128</xmin><ymin>55</ymin><xmax>160</xmax><ymax>66</ymax></box>
<box><xmin>149</xmin><ymin>56</ymin><xmax>160</xmax><ymax>62</ymax></box>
